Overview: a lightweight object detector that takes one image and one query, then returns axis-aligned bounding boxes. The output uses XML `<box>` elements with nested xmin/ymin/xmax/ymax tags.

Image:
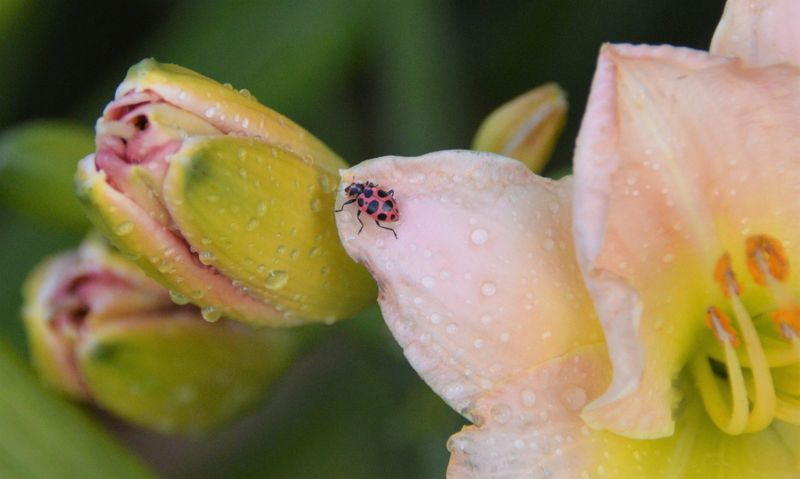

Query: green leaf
<box><xmin>0</xmin><ymin>120</ymin><xmax>93</xmax><ymax>231</ymax></box>
<box><xmin>0</xmin><ymin>339</ymin><xmax>154</xmax><ymax>479</ymax></box>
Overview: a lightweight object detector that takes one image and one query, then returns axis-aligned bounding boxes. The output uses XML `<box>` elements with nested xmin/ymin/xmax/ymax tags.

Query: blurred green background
<box><xmin>0</xmin><ymin>0</ymin><xmax>723</xmax><ymax>477</ymax></box>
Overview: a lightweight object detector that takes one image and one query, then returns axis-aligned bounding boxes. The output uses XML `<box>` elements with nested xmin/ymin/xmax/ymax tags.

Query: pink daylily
<box><xmin>335</xmin><ymin>1</ymin><xmax>800</xmax><ymax>477</ymax></box>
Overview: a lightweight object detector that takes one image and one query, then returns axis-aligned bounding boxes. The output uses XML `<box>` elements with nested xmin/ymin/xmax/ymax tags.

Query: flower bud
<box><xmin>23</xmin><ymin>234</ymin><xmax>296</xmax><ymax>435</ymax></box>
<box><xmin>471</xmin><ymin>83</ymin><xmax>567</xmax><ymax>173</ymax></box>
<box><xmin>76</xmin><ymin>59</ymin><xmax>375</xmax><ymax>327</ymax></box>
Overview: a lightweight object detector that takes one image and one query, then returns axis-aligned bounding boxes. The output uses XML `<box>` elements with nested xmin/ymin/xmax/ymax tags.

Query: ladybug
<box><xmin>335</xmin><ymin>181</ymin><xmax>399</xmax><ymax>239</ymax></box>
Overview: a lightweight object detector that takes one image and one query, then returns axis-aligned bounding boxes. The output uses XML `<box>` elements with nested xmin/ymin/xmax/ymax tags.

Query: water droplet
<box><xmin>190</xmin><ymin>290</ymin><xmax>204</xmax><ymax>299</ymax></box>
<box><xmin>256</xmin><ymin>201</ymin><xmax>268</xmax><ymax>216</ymax></box>
<box><xmin>662</xmin><ymin>253</ymin><xmax>674</xmax><ymax>263</ymax></box>
<box><xmin>320</xmin><ymin>265</ymin><xmax>330</xmax><ymax>275</ymax></box>
<box><xmin>481</xmin><ymin>281</ymin><xmax>497</xmax><ymax>297</ymax></box>
<box><xmin>490</xmin><ymin>404</ymin><xmax>511</xmax><ymax>423</ymax></box>
<box><xmin>446</xmin><ymin>323</ymin><xmax>459</xmax><ymax>335</ymax></box>
<box><xmin>114</xmin><ymin>221</ymin><xmax>134</xmax><ymax>236</ymax></box>
<box><xmin>201</xmin><ymin>306</ymin><xmax>222</xmax><ymax>322</ymax></box>
<box><xmin>470</xmin><ymin>228</ymin><xmax>489</xmax><ymax>245</ymax></box>
<box><xmin>500</xmin><ymin>332</ymin><xmax>510</xmax><ymax>342</ymax></box>
<box><xmin>542</xmin><ymin>238</ymin><xmax>555</xmax><ymax>251</ymax></box>
<box><xmin>204</xmin><ymin>107</ymin><xmax>217</xmax><ymax>118</ymax></box>
<box><xmin>276</xmin><ymin>245</ymin><xmax>287</xmax><ymax>256</ymax></box>
<box><xmin>422</xmin><ymin>276</ymin><xmax>436</xmax><ymax>289</ymax></box>
<box><xmin>481</xmin><ymin>313</ymin><xmax>493</xmax><ymax>325</ymax></box>
<box><xmin>473</xmin><ymin>339</ymin><xmax>485</xmax><ymax>349</ymax></box>
<box><xmin>246</xmin><ymin>218</ymin><xmax>259</xmax><ymax>231</ymax></box>
<box><xmin>562</xmin><ymin>385</ymin><xmax>587</xmax><ymax>411</ymax></box>
<box><xmin>169</xmin><ymin>290</ymin><xmax>190</xmax><ymax>305</ymax></box>
<box><xmin>264</xmin><ymin>270</ymin><xmax>289</xmax><ymax>290</ymax></box>
<box><xmin>310</xmin><ymin>198</ymin><xmax>322</xmax><ymax>212</ymax></box>
<box><xmin>521</xmin><ymin>389</ymin><xmax>537</xmax><ymax>407</ymax></box>
<box><xmin>309</xmin><ymin>246</ymin><xmax>322</xmax><ymax>257</ymax></box>
<box><xmin>290</xmin><ymin>249</ymin><xmax>299</xmax><ymax>260</ymax></box>
<box><xmin>199</xmin><ymin>251</ymin><xmax>216</xmax><ymax>265</ymax></box>
<box><xmin>429</xmin><ymin>313</ymin><xmax>442</xmax><ymax>324</ymax></box>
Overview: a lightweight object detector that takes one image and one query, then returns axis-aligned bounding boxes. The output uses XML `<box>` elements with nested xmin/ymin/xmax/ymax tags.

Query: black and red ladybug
<box><xmin>336</xmin><ymin>181</ymin><xmax>399</xmax><ymax>239</ymax></box>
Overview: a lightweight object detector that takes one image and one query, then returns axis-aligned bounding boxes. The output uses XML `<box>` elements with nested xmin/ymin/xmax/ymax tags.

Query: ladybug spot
<box><xmin>364</xmin><ymin>189</ymin><xmax>373</xmax><ymax>198</ymax></box>
<box><xmin>377</xmin><ymin>213</ymin><xmax>387</xmax><ymax>221</ymax></box>
<box><xmin>390</xmin><ymin>214</ymin><xmax>397</xmax><ymax>220</ymax></box>
<box><xmin>377</xmin><ymin>190</ymin><xmax>388</xmax><ymax>198</ymax></box>
<box><xmin>366</xmin><ymin>200</ymin><xmax>379</xmax><ymax>215</ymax></box>
<box><xmin>382</xmin><ymin>200</ymin><xmax>394</xmax><ymax>211</ymax></box>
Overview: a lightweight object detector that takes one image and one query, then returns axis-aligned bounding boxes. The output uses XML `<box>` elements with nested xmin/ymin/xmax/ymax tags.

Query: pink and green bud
<box><xmin>23</xmin><ymin>235</ymin><xmax>296</xmax><ymax>435</ymax></box>
<box><xmin>76</xmin><ymin>59</ymin><xmax>375</xmax><ymax>327</ymax></box>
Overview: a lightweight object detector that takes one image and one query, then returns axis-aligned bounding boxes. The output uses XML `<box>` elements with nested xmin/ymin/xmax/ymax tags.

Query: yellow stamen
<box><xmin>728</xmin><ymin>289</ymin><xmax>777</xmax><ymax>431</ymax></box>
<box><xmin>692</xmin><ymin>309</ymin><xmax>748</xmax><ymax>434</ymax></box>
<box><xmin>714</xmin><ymin>252</ymin><xmax>776</xmax><ymax>432</ymax></box>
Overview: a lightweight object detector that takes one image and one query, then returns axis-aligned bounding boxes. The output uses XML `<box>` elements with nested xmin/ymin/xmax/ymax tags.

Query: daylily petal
<box><xmin>574</xmin><ymin>43</ymin><xmax>800</xmax><ymax>437</ymax></box>
<box><xmin>335</xmin><ymin>150</ymin><xmax>605</xmax><ymax>416</ymax></box>
<box><xmin>711</xmin><ymin>0</ymin><xmax>800</xmax><ymax>66</ymax></box>
<box><xmin>447</xmin><ymin>347</ymin><xmax>800</xmax><ymax>478</ymax></box>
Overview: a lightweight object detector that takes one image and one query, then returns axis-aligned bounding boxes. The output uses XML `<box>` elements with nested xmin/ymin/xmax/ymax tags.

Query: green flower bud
<box><xmin>471</xmin><ymin>83</ymin><xmax>568</xmax><ymax>173</ymax></box>
<box><xmin>76</xmin><ymin>59</ymin><xmax>375</xmax><ymax>327</ymax></box>
<box><xmin>0</xmin><ymin>120</ymin><xmax>93</xmax><ymax>230</ymax></box>
<box><xmin>23</xmin><ymin>234</ymin><xmax>296</xmax><ymax>435</ymax></box>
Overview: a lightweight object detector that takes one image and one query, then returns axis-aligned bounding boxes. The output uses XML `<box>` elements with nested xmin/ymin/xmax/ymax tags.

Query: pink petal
<box><xmin>574</xmin><ymin>43</ymin><xmax>800</xmax><ymax>437</ymax></box>
<box><xmin>336</xmin><ymin>150</ymin><xmax>604</xmax><ymax>417</ymax></box>
<box><xmin>711</xmin><ymin>0</ymin><xmax>800</xmax><ymax>66</ymax></box>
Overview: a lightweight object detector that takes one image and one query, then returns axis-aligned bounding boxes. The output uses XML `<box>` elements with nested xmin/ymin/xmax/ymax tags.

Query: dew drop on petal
<box><xmin>542</xmin><ymin>238</ymin><xmax>555</xmax><ymax>251</ymax></box>
<box><xmin>470</xmin><ymin>228</ymin><xmax>489</xmax><ymax>245</ymax></box>
<box><xmin>521</xmin><ymin>389</ymin><xmax>537</xmax><ymax>407</ymax></box>
<box><xmin>481</xmin><ymin>281</ymin><xmax>497</xmax><ymax>297</ymax></box>
<box><xmin>422</xmin><ymin>276</ymin><xmax>436</xmax><ymax>289</ymax></box>
<box><xmin>446</xmin><ymin>323</ymin><xmax>459</xmax><ymax>335</ymax></box>
<box><xmin>490</xmin><ymin>403</ymin><xmax>511</xmax><ymax>423</ymax></box>
<box><xmin>561</xmin><ymin>386</ymin><xmax>587</xmax><ymax>411</ymax></box>
<box><xmin>429</xmin><ymin>313</ymin><xmax>442</xmax><ymax>324</ymax></box>
<box><xmin>310</xmin><ymin>198</ymin><xmax>322</xmax><ymax>212</ymax></box>
<box><xmin>264</xmin><ymin>270</ymin><xmax>289</xmax><ymax>290</ymax></box>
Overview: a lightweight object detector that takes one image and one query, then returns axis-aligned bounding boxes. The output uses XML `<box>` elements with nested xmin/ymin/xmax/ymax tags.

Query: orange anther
<box><xmin>714</xmin><ymin>253</ymin><xmax>741</xmax><ymax>298</ymax></box>
<box><xmin>706</xmin><ymin>306</ymin><xmax>740</xmax><ymax>348</ymax></box>
<box><xmin>747</xmin><ymin>235</ymin><xmax>789</xmax><ymax>285</ymax></box>
<box><xmin>772</xmin><ymin>308</ymin><xmax>800</xmax><ymax>341</ymax></box>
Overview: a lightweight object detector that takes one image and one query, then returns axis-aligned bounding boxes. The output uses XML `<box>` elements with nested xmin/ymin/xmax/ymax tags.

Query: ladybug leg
<box><xmin>387</xmin><ymin>189</ymin><xmax>395</xmax><ymax>197</ymax></box>
<box><xmin>335</xmin><ymin>198</ymin><xmax>356</xmax><ymax>213</ymax></box>
<box><xmin>356</xmin><ymin>210</ymin><xmax>365</xmax><ymax>234</ymax></box>
<box><xmin>375</xmin><ymin>220</ymin><xmax>398</xmax><ymax>240</ymax></box>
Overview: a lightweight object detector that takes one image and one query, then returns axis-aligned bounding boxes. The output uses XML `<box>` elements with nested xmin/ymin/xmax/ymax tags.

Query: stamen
<box><xmin>747</xmin><ymin>235</ymin><xmax>789</xmax><ymax>285</ymax></box>
<box><xmin>705</xmin><ymin>306</ymin><xmax>740</xmax><ymax>347</ymax></box>
<box><xmin>714</xmin><ymin>252</ymin><xmax>776</xmax><ymax>432</ymax></box>
<box><xmin>714</xmin><ymin>253</ymin><xmax>741</xmax><ymax>297</ymax></box>
<box><xmin>692</xmin><ymin>309</ymin><xmax>748</xmax><ymax>434</ymax></box>
<box><xmin>776</xmin><ymin>395</ymin><xmax>800</xmax><ymax>426</ymax></box>
<box><xmin>728</xmin><ymin>291</ymin><xmax>777</xmax><ymax>432</ymax></box>
<box><xmin>773</xmin><ymin>308</ymin><xmax>800</xmax><ymax>341</ymax></box>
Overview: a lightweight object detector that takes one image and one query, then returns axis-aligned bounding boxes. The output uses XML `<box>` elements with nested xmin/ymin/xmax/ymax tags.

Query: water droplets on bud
<box><xmin>264</xmin><ymin>270</ymin><xmax>289</xmax><ymax>290</ymax></box>
<box><xmin>169</xmin><ymin>290</ymin><xmax>190</xmax><ymax>305</ymax></box>
<box><xmin>114</xmin><ymin>221</ymin><xmax>134</xmax><ymax>236</ymax></box>
<box><xmin>198</xmin><ymin>251</ymin><xmax>216</xmax><ymax>265</ymax></box>
<box><xmin>481</xmin><ymin>281</ymin><xmax>497</xmax><ymax>297</ymax></box>
<box><xmin>470</xmin><ymin>228</ymin><xmax>489</xmax><ymax>245</ymax></box>
<box><xmin>201</xmin><ymin>306</ymin><xmax>222</xmax><ymax>322</ymax></box>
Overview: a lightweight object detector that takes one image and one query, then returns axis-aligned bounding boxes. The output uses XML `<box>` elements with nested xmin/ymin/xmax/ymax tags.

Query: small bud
<box><xmin>23</xmin><ymin>235</ymin><xmax>297</xmax><ymax>435</ymax></box>
<box><xmin>471</xmin><ymin>83</ymin><xmax>567</xmax><ymax>173</ymax></box>
<box><xmin>76</xmin><ymin>59</ymin><xmax>376</xmax><ymax>327</ymax></box>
